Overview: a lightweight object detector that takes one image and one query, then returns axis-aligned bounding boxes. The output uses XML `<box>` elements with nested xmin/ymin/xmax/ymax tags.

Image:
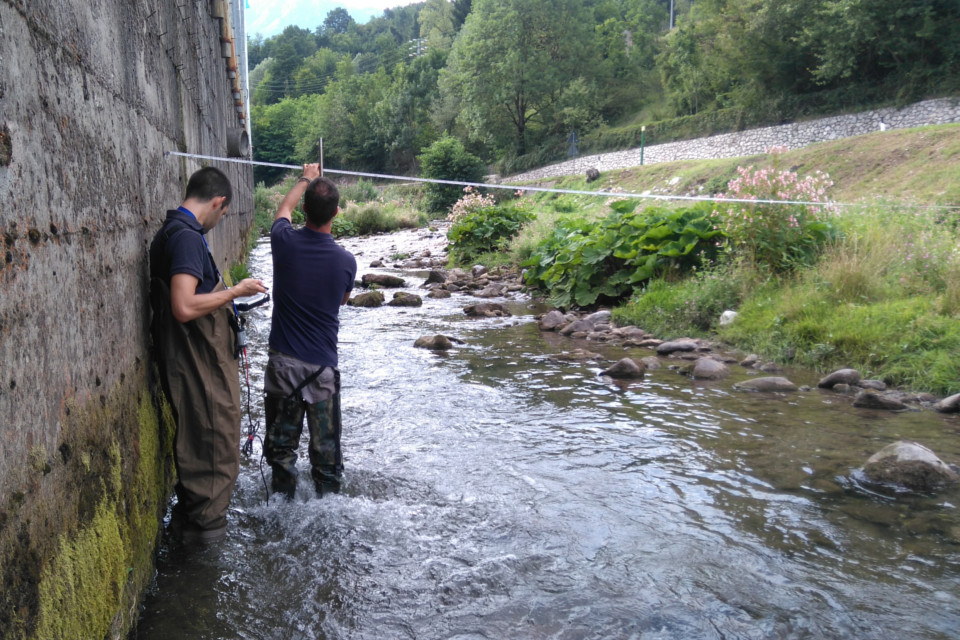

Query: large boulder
<box><xmin>656</xmin><ymin>339</ymin><xmax>699</xmax><ymax>355</ymax></box>
<box><xmin>934</xmin><ymin>393</ymin><xmax>960</xmax><ymax>413</ymax></box>
<box><xmin>862</xmin><ymin>441</ymin><xmax>959</xmax><ymax>492</ymax></box>
<box><xmin>539</xmin><ymin>310</ymin><xmax>567</xmax><ymax>331</ymax></box>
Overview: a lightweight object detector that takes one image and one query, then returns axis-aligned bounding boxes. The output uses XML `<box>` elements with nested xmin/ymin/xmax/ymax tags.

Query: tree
<box><xmin>418</xmin><ymin>135</ymin><xmax>486</xmax><ymax>213</ymax></box>
<box><xmin>419</xmin><ymin>0</ymin><xmax>456</xmax><ymax>52</ymax></box>
<box><xmin>440</xmin><ymin>0</ymin><xmax>599</xmax><ymax>156</ymax></box>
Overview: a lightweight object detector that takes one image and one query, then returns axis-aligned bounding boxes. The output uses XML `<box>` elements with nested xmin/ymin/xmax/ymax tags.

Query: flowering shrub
<box><xmin>447</xmin><ymin>186</ymin><xmax>498</xmax><ymax>223</ymax></box>
<box><xmin>714</xmin><ymin>148</ymin><xmax>837</xmax><ymax>271</ymax></box>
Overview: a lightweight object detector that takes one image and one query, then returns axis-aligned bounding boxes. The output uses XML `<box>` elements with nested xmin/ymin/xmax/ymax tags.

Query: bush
<box><xmin>446</xmin><ymin>196</ymin><xmax>534</xmax><ymax>265</ymax></box>
<box><xmin>522</xmin><ymin>201</ymin><xmax>723</xmax><ymax>309</ymax></box>
<box><xmin>713</xmin><ymin>147</ymin><xmax>838</xmax><ymax>272</ymax></box>
<box><xmin>418</xmin><ymin>135</ymin><xmax>486</xmax><ymax>214</ymax></box>
<box><xmin>339</xmin><ymin>179</ymin><xmax>380</xmax><ymax>207</ymax></box>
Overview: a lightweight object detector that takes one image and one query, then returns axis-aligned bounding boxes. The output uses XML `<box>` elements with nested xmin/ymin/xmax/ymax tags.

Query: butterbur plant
<box><xmin>447</xmin><ymin>186</ymin><xmax>497</xmax><ymax>223</ymax></box>
<box><xmin>714</xmin><ymin>148</ymin><xmax>838</xmax><ymax>272</ymax></box>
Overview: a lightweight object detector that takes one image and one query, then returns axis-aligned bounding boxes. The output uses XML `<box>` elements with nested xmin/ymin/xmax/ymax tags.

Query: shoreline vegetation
<box><xmin>251</xmin><ymin>124</ymin><xmax>960</xmax><ymax>397</ymax></box>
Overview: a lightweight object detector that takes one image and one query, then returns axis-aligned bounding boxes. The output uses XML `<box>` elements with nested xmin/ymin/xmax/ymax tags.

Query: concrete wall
<box><xmin>0</xmin><ymin>1</ymin><xmax>253</xmax><ymax>638</ymax></box>
<box><xmin>508</xmin><ymin>97</ymin><xmax>960</xmax><ymax>182</ymax></box>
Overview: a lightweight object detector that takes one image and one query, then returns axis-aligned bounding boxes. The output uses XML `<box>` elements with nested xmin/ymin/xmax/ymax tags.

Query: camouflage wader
<box><xmin>264</xmin><ymin>354</ymin><xmax>343</xmax><ymax>498</ymax></box>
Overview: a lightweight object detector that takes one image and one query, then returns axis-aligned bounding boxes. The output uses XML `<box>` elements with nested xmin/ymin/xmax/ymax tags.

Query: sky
<box><xmin>244</xmin><ymin>0</ymin><xmax>422</xmax><ymax>38</ymax></box>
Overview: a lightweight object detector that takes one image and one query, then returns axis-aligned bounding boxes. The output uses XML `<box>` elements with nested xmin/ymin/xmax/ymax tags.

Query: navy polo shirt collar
<box><xmin>165</xmin><ymin>208</ymin><xmax>205</xmax><ymax>234</ymax></box>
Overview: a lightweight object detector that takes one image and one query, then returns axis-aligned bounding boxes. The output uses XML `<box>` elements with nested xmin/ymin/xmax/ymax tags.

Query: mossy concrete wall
<box><xmin>0</xmin><ymin>1</ymin><xmax>253</xmax><ymax>638</ymax></box>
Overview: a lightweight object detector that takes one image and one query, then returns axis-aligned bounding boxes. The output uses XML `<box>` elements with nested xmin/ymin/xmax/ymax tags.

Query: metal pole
<box><xmin>319</xmin><ymin>138</ymin><xmax>323</xmax><ymax>176</ymax></box>
<box><xmin>640</xmin><ymin>126</ymin><xmax>646</xmax><ymax>166</ymax></box>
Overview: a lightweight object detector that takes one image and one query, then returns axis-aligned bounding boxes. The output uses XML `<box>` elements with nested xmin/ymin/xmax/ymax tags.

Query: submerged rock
<box><xmin>692</xmin><ymin>358</ymin><xmax>729</xmax><ymax>380</ymax></box>
<box><xmin>388</xmin><ymin>292</ymin><xmax>423</xmax><ymax>307</ymax></box>
<box><xmin>734</xmin><ymin>377</ymin><xmax>798</xmax><ymax>392</ymax></box>
<box><xmin>852</xmin><ymin>390</ymin><xmax>907</xmax><ymax>411</ymax></box>
<box><xmin>464</xmin><ymin>302</ymin><xmax>510</xmax><ymax>317</ymax></box>
<box><xmin>934</xmin><ymin>393</ymin><xmax>960</xmax><ymax>413</ymax></box>
<box><xmin>414</xmin><ymin>335</ymin><xmax>454</xmax><ymax>350</ymax></box>
<box><xmin>862</xmin><ymin>441</ymin><xmax>959</xmax><ymax>492</ymax></box>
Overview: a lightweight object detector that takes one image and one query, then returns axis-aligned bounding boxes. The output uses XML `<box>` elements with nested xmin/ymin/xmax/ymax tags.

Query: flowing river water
<box><xmin>133</xmin><ymin>225</ymin><xmax>960</xmax><ymax>640</ymax></box>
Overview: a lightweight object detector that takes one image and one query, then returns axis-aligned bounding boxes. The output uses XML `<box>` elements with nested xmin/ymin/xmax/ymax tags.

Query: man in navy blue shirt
<box><xmin>149</xmin><ymin>166</ymin><xmax>266</xmax><ymax>543</ymax></box>
<box><xmin>264</xmin><ymin>163</ymin><xmax>357</xmax><ymax>499</ymax></box>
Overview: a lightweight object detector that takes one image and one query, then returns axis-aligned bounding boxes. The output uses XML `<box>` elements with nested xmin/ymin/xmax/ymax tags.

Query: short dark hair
<box><xmin>185</xmin><ymin>167</ymin><xmax>233</xmax><ymax>206</ymax></box>
<box><xmin>303</xmin><ymin>177</ymin><xmax>340</xmax><ymax>226</ymax></box>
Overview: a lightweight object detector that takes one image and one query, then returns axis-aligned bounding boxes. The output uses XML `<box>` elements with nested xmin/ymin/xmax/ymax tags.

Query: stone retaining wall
<box><xmin>508</xmin><ymin>97</ymin><xmax>960</xmax><ymax>182</ymax></box>
<box><xmin>0</xmin><ymin>2</ymin><xmax>253</xmax><ymax>638</ymax></box>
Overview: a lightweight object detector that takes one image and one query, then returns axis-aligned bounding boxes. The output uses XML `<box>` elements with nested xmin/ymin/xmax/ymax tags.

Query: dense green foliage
<box><xmin>417</xmin><ymin>136</ymin><xmax>486</xmax><ymax>212</ymax></box>
<box><xmin>248</xmin><ymin>0</ymin><xmax>959</xmax><ymax>185</ymax></box>
<box><xmin>521</xmin><ymin>201</ymin><xmax>722</xmax><ymax>308</ymax></box>
<box><xmin>446</xmin><ymin>197</ymin><xmax>534</xmax><ymax>264</ymax></box>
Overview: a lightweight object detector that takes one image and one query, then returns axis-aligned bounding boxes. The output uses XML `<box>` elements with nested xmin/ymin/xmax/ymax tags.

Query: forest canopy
<box><xmin>247</xmin><ymin>0</ymin><xmax>960</xmax><ymax>183</ymax></box>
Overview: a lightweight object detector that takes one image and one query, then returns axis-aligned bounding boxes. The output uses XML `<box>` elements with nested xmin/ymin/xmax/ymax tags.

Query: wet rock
<box><xmin>640</xmin><ymin>356</ymin><xmax>661</xmax><ymax>370</ymax></box>
<box><xmin>860</xmin><ymin>379</ymin><xmax>887</xmax><ymax>391</ymax></box>
<box><xmin>600</xmin><ymin>358</ymin><xmax>645</xmax><ymax>379</ymax></box>
<box><xmin>586</xmin><ymin>167</ymin><xmax>600</xmax><ymax>182</ymax></box>
<box><xmin>934</xmin><ymin>393</ymin><xmax>960</xmax><ymax>413</ymax></box>
<box><xmin>634</xmin><ymin>338</ymin><xmax>663</xmax><ymax>349</ymax></box>
<box><xmin>818</xmin><ymin>368</ymin><xmax>861</xmax><ymax>388</ymax></box>
<box><xmin>475</xmin><ymin>284</ymin><xmax>506</xmax><ymax>298</ymax></box>
<box><xmin>427</xmin><ymin>289</ymin><xmax>452</xmax><ymax>299</ymax></box>
<box><xmin>616</xmin><ymin>326</ymin><xmax>647</xmax><ymax>340</ymax></box>
<box><xmin>348</xmin><ymin>291</ymin><xmax>384</xmax><ymax>307</ymax></box>
<box><xmin>388</xmin><ymin>292</ymin><xmax>423</xmax><ymax>307</ymax></box>
<box><xmin>552</xmin><ymin>349</ymin><xmax>602</xmax><ymax>361</ymax></box>
<box><xmin>862</xmin><ymin>441</ymin><xmax>959</xmax><ymax>492</ymax></box>
<box><xmin>833</xmin><ymin>383</ymin><xmax>851</xmax><ymax>394</ymax></box>
<box><xmin>362</xmin><ymin>273</ymin><xmax>406</xmax><ymax>288</ymax></box>
<box><xmin>734</xmin><ymin>377</ymin><xmax>798</xmax><ymax>392</ymax></box>
<box><xmin>740</xmin><ymin>354</ymin><xmax>759</xmax><ymax>367</ymax></box>
<box><xmin>414</xmin><ymin>335</ymin><xmax>453</xmax><ymax>350</ymax></box>
<box><xmin>560</xmin><ymin>319</ymin><xmax>596</xmax><ymax>336</ymax></box>
<box><xmin>369</xmin><ymin>259</ymin><xmax>384</xmax><ymax>268</ymax></box>
<box><xmin>539</xmin><ymin>310</ymin><xmax>567</xmax><ymax>331</ymax></box>
<box><xmin>693</xmin><ymin>358</ymin><xmax>729</xmax><ymax>380</ymax></box>
<box><xmin>464</xmin><ymin>302</ymin><xmax>510</xmax><ymax>317</ymax></box>
<box><xmin>584</xmin><ymin>310</ymin><xmax>612</xmax><ymax>325</ymax></box>
<box><xmin>852</xmin><ymin>390</ymin><xmax>907</xmax><ymax>411</ymax></box>
<box><xmin>471</xmin><ymin>265</ymin><xmax>487</xmax><ymax>278</ymax></box>
<box><xmin>424</xmin><ymin>270</ymin><xmax>447</xmax><ymax>285</ymax></box>
<box><xmin>759</xmin><ymin>362</ymin><xmax>784</xmax><ymax>373</ymax></box>
<box><xmin>656</xmin><ymin>339</ymin><xmax>698</xmax><ymax>355</ymax></box>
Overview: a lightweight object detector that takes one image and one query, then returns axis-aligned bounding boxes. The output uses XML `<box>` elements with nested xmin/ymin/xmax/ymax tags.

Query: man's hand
<box><xmin>234</xmin><ymin>278</ymin><xmax>267</xmax><ymax>297</ymax></box>
<box><xmin>276</xmin><ymin>163</ymin><xmax>321</xmax><ymax>223</ymax></box>
<box><xmin>302</xmin><ymin>163</ymin><xmax>321</xmax><ymax>180</ymax></box>
<box><xmin>170</xmin><ymin>274</ymin><xmax>267</xmax><ymax>323</ymax></box>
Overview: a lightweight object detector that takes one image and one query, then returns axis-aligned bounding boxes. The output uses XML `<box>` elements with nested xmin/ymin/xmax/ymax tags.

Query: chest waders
<box><xmin>263</xmin><ymin>366</ymin><xmax>343</xmax><ymax>500</ymax></box>
<box><xmin>150</xmin><ymin>232</ymin><xmax>241</xmax><ymax>536</ymax></box>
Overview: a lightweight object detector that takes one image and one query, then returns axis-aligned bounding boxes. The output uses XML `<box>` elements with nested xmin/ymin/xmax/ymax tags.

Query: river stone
<box><xmin>584</xmin><ymin>310</ymin><xmax>612</xmax><ymax>325</ymax></box>
<box><xmin>693</xmin><ymin>358</ymin><xmax>729</xmax><ymax>380</ymax></box>
<box><xmin>348</xmin><ymin>291</ymin><xmax>384</xmax><ymax>307</ymax></box>
<box><xmin>852</xmin><ymin>390</ymin><xmax>907</xmax><ymax>411</ymax></box>
<box><xmin>719</xmin><ymin>309</ymin><xmax>738</xmax><ymax>326</ymax></box>
<box><xmin>369</xmin><ymin>259</ymin><xmax>384</xmax><ymax>268</ymax></box>
<box><xmin>656</xmin><ymin>339</ymin><xmax>698</xmax><ymax>355</ymax></box>
<box><xmin>471</xmin><ymin>265</ymin><xmax>487</xmax><ymax>278</ymax></box>
<box><xmin>734</xmin><ymin>377</ymin><xmax>798</xmax><ymax>392</ymax></box>
<box><xmin>600</xmin><ymin>358</ymin><xmax>645</xmax><ymax>378</ymax></box>
<box><xmin>424</xmin><ymin>270</ymin><xmax>447</xmax><ymax>285</ymax></box>
<box><xmin>553</xmin><ymin>348</ymin><xmax>602</xmax><ymax>361</ymax></box>
<box><xmin>427</xmin><ymin>289</ymin><xmax>451</xmax><ymax>299</ymax></box>
<box><xmin>740</xmin><ymin>354</ymin><xmax>759</xmax><ymax>367</ymax></box>
<box><xmin>464</xmin><ymin>302</ymin><xmax>510</xmax><ymax>317</ymax></box>
<box><xmin>818</xmin><ymin>368</ymin><xmax>861</xmax><ymax>388</ymax></box>
<box><xmin>362</xmin><ymin>273</ymin><xmax>406</xmax><ymax>288</ymax></box>
<box><xmin>860</xmin><ymin>379</ymin><xmax>887</xmax><ymax>391</ymax></box>
<box><xmin>862</xmin><ymin>441</ymin><xmax>959</xmax><ymax>492</ymax></box>
<box><xmin>641</xmin><ymin>356</ymin><xmax>661</xmax><ymax>370</ymax></box>
<box><xmin>388</xmin><ymin>292</ymin><xmax>423</xmax><ymax>307</ymax></box>
<box><xmin>414</xmin><ymin>335</ymin><xmax>453</xmax><ymax>350</ymax></box>
<box><xmin>539</xmin><ymin>310</ymin><xmax>567</xmax><ymax>331</ymax></box>
<box><xmin>934</xmin><ymin>393</ymin><xmax>960</xmax><ymax>413</ymax></box>
<box><xmin>586</xmin><ymin>167</ymin><xmax>600</xmax><ymax>182</ymax></box>
<box><xmin>617</xmin><ymin>326</ymin><xmax>647</xmax><ymax>340</ymax></box>
<box><xmin>560</xmin><ymin>318</ymin><xmax>596</xmax><ymax>335</ymax></box>
<box><xmin>476</xmin><ymin>284</ymin><xmax>505</xmax><ymax>298</ymax></box>
<box><xmin>759</xmin><ymin>361</ymin><xmax>784</xmax><ymax>373</ymax></box>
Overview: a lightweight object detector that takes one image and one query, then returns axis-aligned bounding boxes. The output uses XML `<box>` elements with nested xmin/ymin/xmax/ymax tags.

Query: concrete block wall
<box><xmin>0</xmin><ymin>1</ymin><xmax>253</xmax><ymax>638</ymax></box>
<box><xmin>508</xmin><ymin>97</ymin><xmax>960</xmax><ymax>182</ymax></box>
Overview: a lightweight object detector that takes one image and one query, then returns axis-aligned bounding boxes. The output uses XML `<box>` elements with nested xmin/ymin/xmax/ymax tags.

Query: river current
<box><xmin>133</xmin><ymin>225</ymin><xmax>960</xmax><ymax>640</ymax></box>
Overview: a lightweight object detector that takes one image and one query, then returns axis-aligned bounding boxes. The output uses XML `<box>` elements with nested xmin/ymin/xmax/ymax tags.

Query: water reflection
<box><xmin>134</xmin><ymin>228</ymin><xmax>960</xmax><ymax>640</ymax></box>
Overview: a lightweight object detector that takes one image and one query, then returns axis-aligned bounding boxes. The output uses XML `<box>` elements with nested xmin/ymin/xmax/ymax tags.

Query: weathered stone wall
<box><xmin>508</xmin><ymin>97</ymin><xmax>960</xmax><ymax>182</ymax></box>
<box><xmin>0</xmin><ymin>1</ymin><xmax>252</xmax><ymax>638</ymax></box>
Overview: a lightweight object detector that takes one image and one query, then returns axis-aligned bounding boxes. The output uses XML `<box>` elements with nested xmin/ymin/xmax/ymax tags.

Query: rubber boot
<box><xmin>306</xmin><ymin>392</ymin><xmax>343</xmax><ymax>497</ymax></box>
<box><xmin>264</xmin><ymin>393</ymin><xmax>306</xmax><ymax>500</ymax></box>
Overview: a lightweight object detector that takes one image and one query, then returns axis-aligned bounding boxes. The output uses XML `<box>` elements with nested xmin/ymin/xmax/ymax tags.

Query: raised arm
<box><xmin>276</xmin><ymin>163</ymin><xmax>321</xmax><ymax>223</ymax></box>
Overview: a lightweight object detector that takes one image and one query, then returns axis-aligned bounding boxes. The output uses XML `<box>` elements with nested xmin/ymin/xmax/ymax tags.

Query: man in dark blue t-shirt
<box><xmin>264</xmin><ymin>163</ymin><xmax>357</xmax><ymax>498</ymax></box>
